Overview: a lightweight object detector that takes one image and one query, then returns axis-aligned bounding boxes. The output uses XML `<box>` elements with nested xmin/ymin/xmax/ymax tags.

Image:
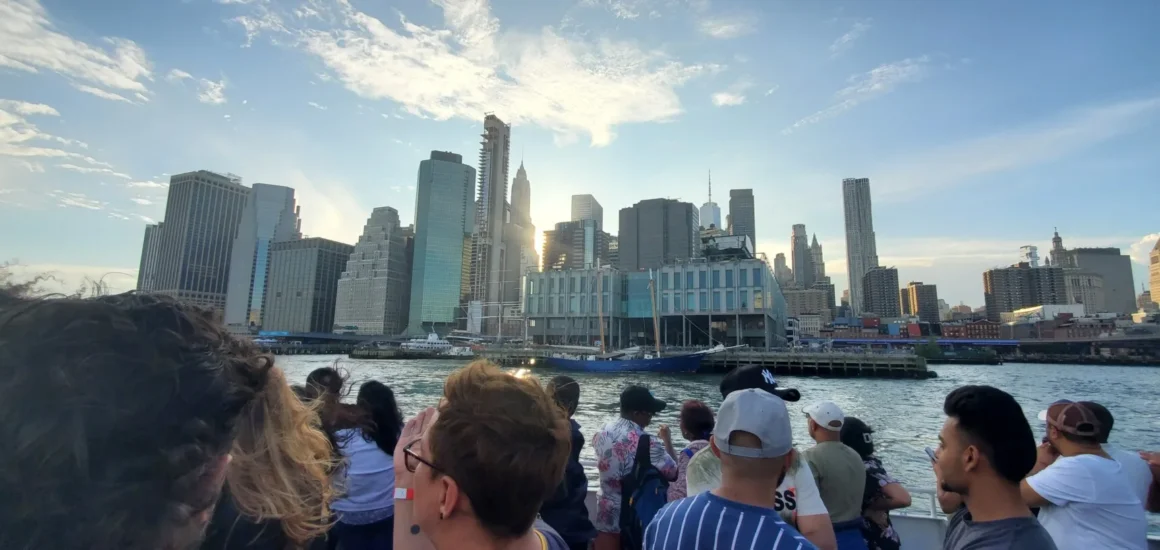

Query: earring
<box><xmin>439</xmin><ymin>512</ymin><xmax>445</xmax><ymax>520</ymax></box>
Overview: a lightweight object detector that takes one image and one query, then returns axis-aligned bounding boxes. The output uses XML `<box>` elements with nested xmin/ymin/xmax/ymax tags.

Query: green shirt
<box><xmin>801</xmin><ymin>441</ymin><xmax>866</xmax><ymax>523</ymax></box>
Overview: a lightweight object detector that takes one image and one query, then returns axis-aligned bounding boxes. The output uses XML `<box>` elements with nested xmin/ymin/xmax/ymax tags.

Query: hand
<box><xmin>394</xmin><ymin>407</ymin><xmax>438</xmax><ymax>486</ymax></box>
<box><xmin>1035</xmin><ymin>441</ymin><xmax>1059</xmax><ymax>470</ymax></box>
<box><xmin>1140</xmin><ymin>451</ymin><xmax>1160</xmax><ymax>477</ymax></box>
<box><xmin>657</xmin><ymin>424</ymin><xmax>672</xmax><ymax>445</ymax></box>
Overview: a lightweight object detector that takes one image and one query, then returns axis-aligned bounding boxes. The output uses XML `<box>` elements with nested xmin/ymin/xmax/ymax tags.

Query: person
<box><xmin>839</xmin><ymin>417</ymin><xmax>910</xmax><ymax>550</ymax></box>
<box><xmin>934</xmin><ymin>385</ymin><xmax>1056</xmax><ymax>549</ymax></box>
<box><xmin>1139</xmin><ymin>450</ymin><xmax>1160</xmax><ymax>512</ymax></box>
<box><xmin>0</xmin><ymin>292</ymin><xmax>269</xmax><ymax>550</ymax></box>
<box><xmin>685</xmin><ymin>365</ymin><xmax>836</xmax><ymax>550</ymax></box>
<box><xmin>1074</xmin><ymin>401</ymin><xmax>1152</xmax><ymax>507</ymax></box>
<box><xmin>359</xmin><ymin>380</ymin><xmax>405</xmax><ymax>456</ymax></box>
<box><xmin>592</xmin><ymin>385</ymin><xmax>678</xmax><ymax>550</ymax></box>
<box><xmin>802</xmin><ymin>401</ymin><xmax>867</xmax><ymax>550</ymax></box>
<box><xmin>391</xmin><ymin>360</ymin><xmax>571</xmax><ymax>550</ymax></box>
<box><xmin>661</xmin><ymin>400</ymin><xmax>715</xmax><ymax>502</ymax></box>
<box><xmin>203</xmin><ymin>364</ymin><xmax>336</xmax><ymax>550</ymax></box>
<box><xmin>540</xmin><ymin>375</ymin><xmax>597</xmax><ymax>550</ymax></box>
<box><xmin>645</xmin><ymin>388</ymin><xmax>818</xmax><ymax>550</ymax></box>
<box><xmin>1022</xmin><ymin>400</ymin><xmax>1147</xmax><ymax>550</ymax></box>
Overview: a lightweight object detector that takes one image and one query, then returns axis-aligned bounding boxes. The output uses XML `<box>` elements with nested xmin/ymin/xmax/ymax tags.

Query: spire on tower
<box><xmin>708</xmin><ymin>169</ymin><xmax>712</xmax><ymax>203</ymax></box>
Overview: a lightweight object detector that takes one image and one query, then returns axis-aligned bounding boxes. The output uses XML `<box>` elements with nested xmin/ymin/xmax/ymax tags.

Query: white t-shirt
<box><xmin>1027</xmin><ymin>454</ymin><xmax>1147</xmax><ymax>550</ymax></box>
<box><xmin>684</xmin><ymin>446</ymin><xmax>828</xmax><ymax>523</ymax></box>
<box><xmin>1105</xmin><ymin>444</ymin><xmax>1153</xmax><ymax>506</ymax></box>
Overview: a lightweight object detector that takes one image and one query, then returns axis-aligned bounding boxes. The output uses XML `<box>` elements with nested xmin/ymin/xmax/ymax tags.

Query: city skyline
<box><xmin>2</xmin><ymin>0</ymin><xmax>1159</xmax><ymax>306</ymax></box>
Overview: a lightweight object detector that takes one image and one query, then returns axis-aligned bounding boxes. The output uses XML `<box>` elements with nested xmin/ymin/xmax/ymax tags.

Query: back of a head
<box><xmin>547</xmin><ymin>375</ymin><xmax>580</xmax><ymax>416</ymax></box>
<box><xmin>839</xmin><ymin>416</ymin><xmax>875</xmax><ymax>459</ymax></box>
<box><xmin>0</xmin><ymin>293</ymin><xmax>268</xmax><ymax>550</ymax></box>
<box><xmin>714</xmin><ymin>389</ymin><xmax>793</xmax><ymax>482</ymax></box>
<box><xmin>943</xmin><ymin>385</ymin><xmax>1036</xmax><ymax>484</ymax></box>
<box><xmin>306</xmin><ymin>367</ymin><xmax>343</xmax><ymax>396</ymax></box>
<box><xmin>679</xmin><ymin>400</ymin><xmax>715</xmax><ymax>441</ymax></box>
<box><xmin>1078</xmin><ymin>401</ymin><xmax>1113</xmax><ymax>444</ymax></box>
<box><xmin>431</xmin><ymin>361</ymin><xmax>571</xmax><ymax>539</ymax></box>
<box><xmin>358</xmin><ymin>380</ymin><xmax>404</xmax><ymax>455</ymax></box>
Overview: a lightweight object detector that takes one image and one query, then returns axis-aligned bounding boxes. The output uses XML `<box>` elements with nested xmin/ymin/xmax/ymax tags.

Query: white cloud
<box><xmin>18</xmin><ymin>160</ymin><xmax>45</xmax><ymax>173</ymax></box>
<box><xmin>0</xmin><ymin>99</ymin><xmax>59</xmax><ymax>116</ymax></box>
<box><xmin>48</xmin><ymin>190</ymin><xmax>105</xmax><ymax>210</ymax></box>
<box><xmin>0</xmin><ymin>0</ymin><xmax>152</xmax><ymax>99</ymax></box>
<box><xmin>307</xmin><ymin>101</ymin><xmax>328</xmax><ymax>110</ymax></box>
<box><xmin>1129</xmin><ymin>233</ymin><xmax>1160</xmax><ymax>266</ymax></box>
<box><xmin>72</xmin><ymin>84</ymin><xmax>134</xmax><ymax>103</ymax></box>
<box><xmin>58</xmin><ymin>163</ymin><xmax>132</xmax><ymax>179</ymax></box>
<box><xmin>197</xmin><ymin>79</ymin><xmax>227</xmax><ymax>104</ymax></box>
<box><xmin>126</xmin><ymin>180</ymin><xmax>169</xmax><ymax>188</ymax></box>
<box><xmin>0</xmin><ymin>100</ymin><xmax>113</xmax><ymax>167</ymax></box>
<box><xmin>783</xmin><ymin>56</ymin><xmax>929</xmax><ymax>134</ymax></box>
<box><xmin>711</xmin><ymin>92</ymin><xmax>745</xmax><ymax>107</ymax></box>
<box><xmin>166</xmin><ymin>68</ymin><xmax>193</xmax><ymax>82</ymax></box>
<box><xmin>830</xmin><ymin>19</ymin><xmax>871</xmax><ymax>56</ymax></box>
<box><xmin>875</xmin><ymin>95</ymin><xmax>1160</xmax><ymax>198</ymax></box>
<box><xmin>698</xmin><ymin>16</ymin><xmax>756</xmax><ymax>39</ymax></box>
<box><xmin>137</xmin><ymin>215</ymin><xmax>156</xmax><ymax>223</ymax></box>
<box><xmin>234</xmin><ymin>0</ymin><xmax>713</xmax><ymax>146</ymax></box>
<box><xmin>764</xmin><ymin>85</ymin><xmax>779</xmax><ymax>96</ymax></box>
<box><xmin>129</xmin><ymin>197</ymin><xmax>153</xmax><ymax>205</ymax></box>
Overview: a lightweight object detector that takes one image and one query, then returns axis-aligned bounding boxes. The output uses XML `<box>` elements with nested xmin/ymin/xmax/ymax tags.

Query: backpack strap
<box><xmin>635</xmin><ymin>433</ymin><xmax>652</xmax><ymax>472</ymax></box>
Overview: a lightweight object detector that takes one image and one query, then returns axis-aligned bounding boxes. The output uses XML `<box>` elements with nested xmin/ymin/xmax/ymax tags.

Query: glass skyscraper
<box><xmin>224</xmin><ymin>183</ymin><xmax>300</xmax><ymax>329</ymax></box>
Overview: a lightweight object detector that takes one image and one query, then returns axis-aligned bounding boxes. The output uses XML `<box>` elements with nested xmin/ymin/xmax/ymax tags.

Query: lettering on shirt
<box><xmin>773</xmin><ymin>488</ymin><xmax>798</xmax><ymax>514</ymax></box>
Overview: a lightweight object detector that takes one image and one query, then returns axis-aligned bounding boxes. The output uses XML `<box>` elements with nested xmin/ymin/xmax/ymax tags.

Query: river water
<box><xmin>280</xmin><ymin>356</ymin><xmax>1160</xmax><ymax>527</ymax></box>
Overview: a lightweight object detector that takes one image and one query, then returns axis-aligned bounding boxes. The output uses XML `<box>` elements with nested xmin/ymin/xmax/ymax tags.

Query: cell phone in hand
<box><xmin>925</xmin><ymin>446</ymin><xmax>937</xmax><ymax>463</ymax></box>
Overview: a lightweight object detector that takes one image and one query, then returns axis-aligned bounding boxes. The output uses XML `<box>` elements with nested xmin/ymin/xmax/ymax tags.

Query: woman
<box><xmin>202</xmin><ymin>363</ymin><xmax>336</xmax><ymax>549</ymax></box>
<box><xmin>660</xmin><ymin>399</ymin><xmax>715</xmax><ymax>501</ymax></box>
<box><xmin>840</xmin><ymin>417</ymin><xmax>912</xmax><ymax>550</ymax></box>
<box><xmin>392</xmin><ymin>361</ymin><xmax>572</xmax><ymax>550</ymax></box>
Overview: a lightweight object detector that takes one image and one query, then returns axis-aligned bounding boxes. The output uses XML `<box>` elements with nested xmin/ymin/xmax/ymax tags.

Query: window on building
<box><xmin>740</xmin><ymin>290</ymin><xmax>748</xmax><ymax>309</ymax></box>
<box><xmin>712</xmin><ymin>270</ymin><xmax>720</xmax><ymax>289</ymax></box>
<box><xmin>713</xmin><ymin>291</ymin><xmax>722</xmax><ymax>311</ymax></box>
<box><xmin>661</xmin><ymin>295</ymin><xmax>668</xmax><ymax>313</ymax></box>
<box><xmin>674</xmin><ymin>271</ymin><xmax>682</xmax><ymax>290</ymax></box>
<box><xmin>740</xmin><ymin>269</ymin><xmax>749</xmax><ymax>287</ymax></box>
<box><xmin>752</xmin><ymin>268</ymin><xmax>761</xmax><ymax>285</ymax></box>
<box><xmin>725</xmin><ymin>269</ymin><xmax>733</xmax><ymax>288</ymax></box>
<box><xmin>549</xmin><ymin>298</ymin><xmax>555</xmax><ymax>314</ymax></box>
<box><xmin>538</xmin><ymin>297</ymin><xmax>544</xmax><ymax>314</ymax></box>
<box><xmin>687</xmin><ymin>291</ymin><xmax>696</xmax><ymax>311</ymax></box>
<box><xmin>603</xmin><ymin>294</ymin><xmax>611</xmax><ymax>313</ymax></box>
<box><xmin>699</xmin><ymin>270</ymin><xmax>707</xmax><ymax>288</ymax></box>
<box><xmin>558</xmin><ymin>296</ymin><xmax>564</xmax><ymax>313</ymax></box>
<box><xmin>726</xmin><ymin>290</ymin><xmax>735</xmax><ymax>310</ymax></box>
<box><xmin>550</xmin><ymin>278</ymin><xmax>556</xmax><ymax>293</ymax></box>
<box><xmin>687</xmin><ymin>271</ymin><xmax>694</xmax><ymax>289</ymax></box>
<box><xmin>580</xmin><ymin>296</ymin><xmax>586</xmax><ymax>313</ymax></box>
<box><xmin>580</xmin><ymin>276</ymin><xmax>586</xmax><ymax>293</ymax></box>
<box><xmin>662</xmin><ymin>272</ymin><xmax>670</xmax><ymax>290</ymax></box>
<box><xmin>570</xmin><ymin>296</ymin><xmax>578</xmax><ymax>313</ymax></box>
<box><xmin>590</xmin><ymin>295</ymin><xmax>597</xmax><ymax>313</ymax></box>
<box><xmin>700</xmin><ymin>291</ymin><xmax>708</xmax><ymax>311</ymax></box>
<box><xmin>602</xmin><ymin>274</ymin><xmax>610</xmax><ymax>290</ymax></box>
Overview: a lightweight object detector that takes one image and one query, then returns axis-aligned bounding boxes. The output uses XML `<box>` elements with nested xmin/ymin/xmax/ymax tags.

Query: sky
<box><xmin>1</xmin><ymin>0</ymin><xmax>1158</xmax><ymax>306</ymax></box>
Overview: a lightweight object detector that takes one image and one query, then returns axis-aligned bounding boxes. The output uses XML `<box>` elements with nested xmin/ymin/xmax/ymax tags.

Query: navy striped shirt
<box><xmin>644</xmin><ymin>492</ymin><xmax>818</xmax><ymax>550</ymax></box>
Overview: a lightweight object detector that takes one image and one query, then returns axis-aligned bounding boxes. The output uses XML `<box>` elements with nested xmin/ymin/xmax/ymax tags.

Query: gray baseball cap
<box><xmin>713</xmin><ymin>388</ymin><xmax>793</xmax><ymax>458</ymax></box>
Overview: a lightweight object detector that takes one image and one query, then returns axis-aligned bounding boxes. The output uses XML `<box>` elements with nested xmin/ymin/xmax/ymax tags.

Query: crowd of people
<box><xmin>1</xmin><ymin>289</ymin><xmax>1159</xmax><ymax>550</ymax></box>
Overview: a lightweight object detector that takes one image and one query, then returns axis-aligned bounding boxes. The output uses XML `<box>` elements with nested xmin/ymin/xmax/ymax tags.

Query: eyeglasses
<box><xmin>403</xmin><ymin>439</ymin><xmax>442</xmax><ymax>474</ymax></box>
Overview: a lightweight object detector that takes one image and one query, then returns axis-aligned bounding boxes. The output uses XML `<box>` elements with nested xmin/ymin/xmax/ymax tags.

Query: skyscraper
<box><xmin>700</xmin><ymin>171</ymin><xmax>722</xmax><ymax>230</ymax></box>
<box><xmin>618</xmin><ymin>198</ymin><xmax>699</xmax><ymax>272</ymax></box>
<box><xmin>407</xmin><ymin>151</ymin><xmax>476</xmax><ymax>335</ymax></box>
<box><xmin>773</xmin><ymin>253</ymin><xmax>793</xmax><ymax>286</ymax></box>
<box><xmin>224</xmin><ymin>184</ymin><xmax>300</xmax><ymax>330</ymax></box>
<box><xmin>862</xmin><ymin>266</ymin><xmax>901</xmax><ymax>317</ymax></box>
<box><xmin>904</xmin><ymin>281</ymin><xmax>940</xmax><ymax>323</ymax></box>
<box><xmin>1063</xmin><ymin>269</ymin><xmax>1106</xmax><ymax>314</ymax></box>
<box><xmin>811</xmin><ymin>234</ymin><xmax>826</xmax><ymax>281</ymax></box>
<box><xmin>333</xmin><ymin>207</ymin><xmax>411</xmax><ymax>335</ymax></box>
<box><xmin>262</xmin><ymin>238</ymin><xmax>353</xmax><ymax>333</ymax></box>
<box><xmin>982</xmin><ymin>262</ymin><xmax>1066</xmax><ymax>322</ymax></box>
<box><xmin>728</xmin><ymin>189</ymin><xmax>755</xmax><ymax>247</ymax></box>
<box><xmin>469</xmin><ymin>114</ymin><xmax>513</xmax><ymax>334</ymax></box>
<box><xmin>147</xmin><ymin>170</ymin><xmax>249</xmax><ymax>312</ymax></box>
<box><xmin>1049</xmin><ymin>230</ymin><xmax>1136</xmax><ymax>313</ymax></box>
<box><xmin>791</xmin><ymin>224</ymin><xmax>815</xmax><ymax>288</ymax></box>
<box><xmin>1151</xmin><ymin>238</ymin><xmax>1160</xmax><ymax>308</ymax></box>
<box><xmin>136</xmin><ymin>222</ymin><xmax>163</xmax><ymax>292</ymax></box>
<box><xmin>571</xmin><ymin>194</ymin><xmax>603</xmax><ymax>231</ymax></box>
<box><xmin>843</xmin><ymin>178</ymin><xmax>879</xmax><ymax>316</ymax></box>
<box><xmin>502</xmin><ymin>161</ymin><xmax>536</xmax><ymax>319</ymax></box>
<box><xmin>543</xmin><ymin>220</ymin><xmax>609</xmax><ymax>270</ymax></box>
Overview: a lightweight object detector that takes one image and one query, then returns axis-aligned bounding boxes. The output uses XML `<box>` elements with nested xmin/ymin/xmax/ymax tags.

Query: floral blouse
<box><xmin>592</xmin><ymin>418</ymin><xmax>678</xmax><ymax>533</ymax></box>
<box><xmin>667</xmin><ymin>440</ymin><xmax>710</xmax><ymax>502</ymax></box>
<box><xmin>861</xmin><ymin>455</ymin><xmax>902</xmax><ymax>550</ymax></box>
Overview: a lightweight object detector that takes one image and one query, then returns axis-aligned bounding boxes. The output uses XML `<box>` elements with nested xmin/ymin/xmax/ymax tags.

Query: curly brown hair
<box><xmin>428</xmin><ymin>361</ymin><xmax>571</xmax><ymax>539</ymax></box>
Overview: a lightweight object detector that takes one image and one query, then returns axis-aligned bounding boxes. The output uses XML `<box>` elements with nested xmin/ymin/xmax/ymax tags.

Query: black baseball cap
<box><xmin>1078</xmin><ymin>401</ymin><xmax>1113</xmax><ymax>443</ymax></box>
<box><xmin>719</xmin><ymin>364</ymin><xmax>801</xmax><ymax>402</ymax></box>
<box><xmin>620</xmin><ymin>385</ymin><xmax>667</xmax><ymax>414</ymax></box>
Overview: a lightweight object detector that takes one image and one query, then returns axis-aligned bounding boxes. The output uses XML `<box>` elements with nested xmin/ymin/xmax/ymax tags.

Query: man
<box><xmin>801</xmin><ymin>401</ymin><xmax>867</xmax><ymax>550</ymax></box>
<box><xmin>936</xmin><ymin>385</ymin><xmax>1056</xmax><ymax>549</ymax></box>
<box><xmin>685</xmin><ymin>365</ymin><xmax>836</xmax><ymax>550</ymax></box>
<box><xmin>1074</xmin><ymin>401</ymin><xmax>1152</xmax><ymax>507</ymax></box>
<box><xmin>1022</xmin><ymin>400</ymin><xmax>1147</xmax><ymax>549</ymax></box>
<box><xmin>645</xmin><ymin>388</ymin><xmax>818</xmax><ymax>550</ymax></box>
<box><xmin>540</xmin><ymin>376</ymin><xmax>597</xmax><ymax>550</ymax></box>
<box><xmin>592</xmin><ymin>385</ymin><xmax>678</xmax><ymax>550</ymax></box>
<box><xmin>0</xmin><ymin>292</ymin><xmax>268</xmax><ymax>550</ymax></box>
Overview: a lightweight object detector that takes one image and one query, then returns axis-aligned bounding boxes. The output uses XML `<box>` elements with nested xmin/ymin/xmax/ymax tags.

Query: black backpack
<box><xmin>619</xmin><ymin>434</ymin><xmax>669</xmax><ymax>550</ymax></box>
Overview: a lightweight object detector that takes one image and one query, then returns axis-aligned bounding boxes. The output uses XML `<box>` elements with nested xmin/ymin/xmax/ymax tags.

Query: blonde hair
<box><xmin>226</xmin><ymin>365</ymin><xmax>337</xmax><ymax>546</ymax></box>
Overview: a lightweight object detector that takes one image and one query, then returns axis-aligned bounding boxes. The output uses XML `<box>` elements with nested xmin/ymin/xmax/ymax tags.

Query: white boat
<box><xmin>401</xmin><ymin>333</ymin><xmax>453</xmax><ymax>353</ymax></box>
<box><xmin>441</xmin><ymin>346</ymin><xmax>475</xmax><ymax>358</ymax></box>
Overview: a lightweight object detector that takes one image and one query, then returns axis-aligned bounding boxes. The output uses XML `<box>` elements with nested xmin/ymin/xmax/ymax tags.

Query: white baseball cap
<box><xmin>803</xmin><ymin>401</ymin><xmax>845</xmax><ymax>431</ymax></box>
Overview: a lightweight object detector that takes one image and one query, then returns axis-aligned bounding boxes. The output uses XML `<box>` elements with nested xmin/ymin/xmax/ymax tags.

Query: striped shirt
<box><xmin>644</xmin><ymin>492</ymin><xmax>818</xmax><ymax>550</ymax></box>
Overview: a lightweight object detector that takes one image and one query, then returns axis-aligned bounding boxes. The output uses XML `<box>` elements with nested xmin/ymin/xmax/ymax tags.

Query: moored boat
<box><xmin>544</xmin><ymin>353</ymin><xmax>704</xmax><ymax>373</ymax></box>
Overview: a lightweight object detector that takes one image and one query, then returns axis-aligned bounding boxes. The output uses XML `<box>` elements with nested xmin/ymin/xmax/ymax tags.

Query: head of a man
<box><xmin>408</xmin><ymin>361</ymin><xmax>570</xmax><ymax>543</ymax></box>
<box><xmin>719</xmin><ymin>364</ymin><xmax>801</xmax><ymax>403</ymax></box>
<box><xmin>937</xmin><ymin>385</ymin><xmax>1036</xmax><ymax>495</ymax></box>
<box><xmin>547</xmin><ymin>375</ymin><xmax>580</xmax><ymax>418</ymax></box>
<box><xmin>710</xmin><ymin>388</ymin><xmax>794</xmax><ymax>488</ymax></box>
<box><xmin>0</xmin><ymin>293</ymin><xmax>269</xmax><ymax>550</ymax></box>
<box><xmin>1038</xmin><ymin>400</ymin><xmax>1102</xmax><ymax>455</ymax></box>
<box><xmin>803</xmin><ymin>401</ymin><xmax>845</xmax><ymax>442</ymax></box>
<box><xmin>619</xmin><ymin>385</ymin><xmax>666</xmax><ymax>428</ymax></box>
<box><xmin>1077</xmin><ymin>401</ymin><xmax>1113</xmax><ymax>444</ymax></box>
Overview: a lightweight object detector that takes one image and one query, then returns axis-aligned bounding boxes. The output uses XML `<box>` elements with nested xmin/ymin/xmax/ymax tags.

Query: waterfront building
<box><xmin>469</xmin><ymin>114</ymin><xmax>513</xmax><ymax>333</ymax></box>
<box><xmin>784</xmin><ymin>288</ymin><xmax>831</xmax><ymax>323</ymax></box>
<box><xmin>570</xmin><ymin>194</ymin><xmax>603</xmax><ymax>230</ymax></box>
<box><xmin>136</xmin><ymin>222</ymin><xmax>163</xmax><ymax>292</ymax></box>
<box><xmin>938</xmin><ymin>298</ymin><xmax>951</xmax><ymax>321</ymax></box>
<box><xmin>501</xmin><ymin>161</ymin><xmax>536</xmax><ymax>318</ymax></box>
<box><xmin>144</xmin><ymin>170</ymin><xmax>248</xmax><ymax>312</ymax></box>
<box><xmin>843</xmin><ymin>177</ymin><xmax>879</xmax><ymax>316</ymax></box>
<box><xmin>774</xmin><ymin>252</ymin><xmax>793</xmax><ymax>286</ymax></box>
<box><xmin>699</xmin><ymin>171</ymin><xmax>722</xmax><ymax>230</ymax></box>
<box><xmin>1064</xmin><ymin>269</ymin><xmax>1106</xmax><ymax>314</ymax></box>
<box><xmin>982</xmin><ymin>262</ymin><xmax>1066</xmax><ymax>322</ymax></box>
<box><xmin>791</xmin><ymin>224</ymin><xmax>815</xmax><ymax>288</ymax></box>
<box><xmin>862</xmin><ymin>266</ymin><xmax>900</xmax><ymax>317</ymax></box>
<box><xmin>607</xmin><ymin>236</ymin><xmax>619</xmax><ymax>268</ymax></box>
<box><xmin>262</xmin><ymin>238</ymin><xmax>352</xmax><ymax>333</ymax></box>
<box><xmin>1049</xmin><ymin>230</ymin><xmax>1136</xmax><ymax>313</ymax></box>
<box><xmin>811</xmin><ymin>234</ymin><xmax>826</xmax><ymax>281</ymax></box>
<box><xmin>617</xmin><ymin>198</ymin><xmax>699</xmax><ymax>272</ymax></box>
<box><xmin>728</xmin><ymin>189</ymin><xmax>756</xmax><ymax>248</ymax></box>
<box><xmin>797</xmin><ymin>314</ymin><xmax>822</xmax><ymax>338</ymax></box>
<box><xmin>407</xmin><ymin>151</ymin><xmax>475</xmax><ymax>335</ymax></box>
<box><xmin>333</xmin><ymin>207</ymin><xmax>411</xmax><ymax>335</ymax></box>
<box><xmin>1151</xmin><ymin>238</ymin><xmax>1160</xmax><ymax>308</ymax></box>
<box><xmin>899</xmin><ymin>287</ymin><xmax>912</xmax><ymax>317</ymax></box>
<box><xmin>224</xmin><ymin>184</ymin><xmax>300</xmax><ymax>331</ymax></box>
<box><xmin>542</xmin><ymin>219</ymin><xmax>610</xmax><ymax>271</ymax></box>
<box><xmin>904</xmin><ymin>281</ymin><xmax>940</xmax><ymax>324</ymax></box>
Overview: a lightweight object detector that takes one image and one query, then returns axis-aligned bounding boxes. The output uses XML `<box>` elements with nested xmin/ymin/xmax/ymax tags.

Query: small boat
<box><xmin>401</xmin><ymin>333</ymin><xmax>453</xmax><ymax>353</ymax></box>
<box><xmin>544</xmin><ymin>353</ymin><xmax>704</xmax><ymax>373</ymax></box>
<box><xmin>441</xmin><ymin>346</ymin><xmax>475</xmax><ymax>358</ymax></box>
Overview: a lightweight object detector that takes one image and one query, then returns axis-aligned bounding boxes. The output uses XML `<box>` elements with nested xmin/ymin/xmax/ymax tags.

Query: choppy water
<box><xmin>280</xmin><ymin>356</ymin><xmax>1160</xmax><ymax>527</ymax></box>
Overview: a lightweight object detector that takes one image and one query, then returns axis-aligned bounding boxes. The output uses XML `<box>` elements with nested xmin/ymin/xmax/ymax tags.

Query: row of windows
<box><xmin>526</xmin><ymin>289</ymin><xmax>767</xmax><ymax>316</ymax></box>
<box><xmin>527</xmin><ymin>267</ymin><xmax>765</xmax><ymax>296</ymax></box>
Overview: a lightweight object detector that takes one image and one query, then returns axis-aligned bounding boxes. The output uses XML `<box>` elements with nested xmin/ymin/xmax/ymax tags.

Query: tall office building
<box><xmin>1049</xmin><ymin>230</ymin><xmax>1136</xmax><ymax>313</ymax></box>
<box><xmin>501</xmin><ymin>161</ymin><xmax>536</xmax><ymax>318</ymax></box>
<box><xmin>699</xmin><ymin>171</ymin><xmax>722</xmax><ymax>230</ymax></box>
<box><xmin>617</xmin><ymin>198</ymin><xmax>699</xmax><ymax>272</ymax></box>
<box><xmin>843</xmin><ymin>178</ymin><xmax>879</xmax><ymax>316</ymax></box>
<box><xmin>470</xmin><ymin>115</ymin><xmax>511</xmax><ymax>309</ymax></box>
<box><xmin>224</xmin><ymin>184</ymin><xmax>300</xmax><ymax>330</ymax></box>
<box><xmin>861</xmin><ymin>266</ymin><xmax>900</xmax><ymax>317</ymax></box>
<box><xmin>571</xmin><ymin>194</ymin><xmax>603</xmax><ymax>231</ymax></box>
<box><xmin>1064</xmin><ymin>269</ymin><xmax>1106</xmax><ymax>314</ymax></box>
<box><xmin>136</xmin><ymin>222</ymin><xmax>163</xmax><ymax>291</ymax></box>
<box><xmin>811</xmin><ymin>235</ymin><xmax>826</xmax><ymax>281</ymax></box>
<box><xmin>333</xmin><ymin>207</ymin><xmax>411</xmax><ymax>335</ymax></box>
<box><xmin>147</xmin><ymin>170</ymin><xmax>249</xmax><ymax>312</ymax></box>
<box><xmin>1151</xmin><ymin>238</ymin><xmax>1160</xmax><ymax>308</ymax></box>
<box><xmin>607</xmin><ymin>236</ymin><xmax>619</xmax><ymax>268</ymax></box>
<box><xmin>904</xmin><ymin>281</ymin><xmax>940</xmax><ymax>323</ymax></box>
<box><xmin>900</xmin><ymin>287</ymin><xmax>913</xmax><ymax>316</ymax></box>
<box><xmin>408</xmin><ymin>151</ymin><xmax>476</xmax><ymax>335</ymax></box>
<box><xmin>543</xmin><ymin>219</ymin><xmax>610</xmax><ymax>271</ymax></box>
<box><xmin>982</xmin><ymin>262</ymin><xmax>1066</xmax><ymax>322</ymax></box>
<box><xmin>728</xmin><ymin>189</ymin><xmax>755</xmax><ymax>247</ymax></box>
<box><xmin>262</xmin><ymin>237</ymin><xmax>353</xmax><ymax>333</ymax></box>
<box><xmin>791</xmin><ymin>224</ymin><xmax>814</xmax><ymax>288</ymax></box>
<box><xmin>773</xmin><ymin>253</ymin><xmax>793</xmax><ymax>286</ymax></box>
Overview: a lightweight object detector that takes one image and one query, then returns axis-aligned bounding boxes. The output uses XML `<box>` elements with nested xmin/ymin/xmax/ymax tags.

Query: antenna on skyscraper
<box><xmin>708</xmin><ymin>169</ymin><xmax>712</xmax><ymax>203</ymax></box>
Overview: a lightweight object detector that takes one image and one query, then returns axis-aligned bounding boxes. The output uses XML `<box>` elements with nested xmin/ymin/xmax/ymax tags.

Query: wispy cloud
<box><xmin>0</xmin><ymin>0</ymin><xmax>152</xmax><ymax>100</ymax></box>
<box><xmin>58</xmin><ymin>164</ymin><xmax>132</xmax><ymax>179</ymax></box>
<box><xmin>126</xmin><ymin>180</ymin><xmax>169</xmax><ymax>188</ymax></box>
<box><xmin>783</xmin><ymin>56</ymin><xmax>930</xmax><ymax>134</ymax></box>
<box><xmin>698</xmin><ymin>16</ymin><xmax>756</xmax><ymax>39</ymax></box>
<box><xmin>875</xmin><ymin>95</ymin><xmax>1160</xmax><ymax>198</ymax></box>
<box><xmin>711</xmin><ymin>78</ymin><xmax>752</xmax><ymax>107</ymax></box>
<box><xmin>764</xmin><ymin>85</ymin><xmax>779</xmax><ymax>96</ymax></box>
<box><xmin>307</xmin><ymin>101</ymin><xmax>328</xmax><ymax>110</ymax></box>
<box><xmin>48</xmin><ymin>190</ymin><xmax>105</xmax><ymax>210</ymax></box>
<box><xmin>830</xmin><ymin>19</ymin><xmax>871</xmax><ymax>57</ymax></box>
<box><xmin>0</xmin><ymin>99</ymin><xmax>59</xmax><ymax>116</ymax></box>
<box><xmin>0</xmin><ymin>99</ymin><xmax>115</xmax><ymax>168</ymax></box>
<box><xmin>129</xmin><ymin>197</ymin><xmax>153</xmax><ymax>205</ymax></box>
<box><xmin>166</xmin><ymin>68</ymin><xmax>193</xmax><ymax>82</ymax></box>
<box><xmin>197</xmin><ymin>79</ymin><xmax>227</xmax><ymax>104</ymax></box>
<box><xmin>233</xmin><ymin>0</ymin><xmax>714</xmax><ymax>146</ymax></box>
<box><xmin>72</xmin><ymin>84</ymin><xmax>135</xmax><ymax>103</ymax></box>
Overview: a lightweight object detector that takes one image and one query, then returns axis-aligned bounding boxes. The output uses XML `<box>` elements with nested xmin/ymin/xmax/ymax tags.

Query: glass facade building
<box><xmin>224</xmin><ymin>183</ymin><xmax>300</xmax><ymax>329</ymax></box>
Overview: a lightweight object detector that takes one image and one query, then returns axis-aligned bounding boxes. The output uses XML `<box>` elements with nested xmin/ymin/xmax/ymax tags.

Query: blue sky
<box><xmin>2</xmin><ymin>0</ymin><xmax>1158</xmax><ymax>306</ymax></box>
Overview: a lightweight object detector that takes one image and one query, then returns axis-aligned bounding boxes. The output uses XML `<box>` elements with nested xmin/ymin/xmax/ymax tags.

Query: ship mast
<box><xmin>597</xmin><ymin>267</ymin><xmax>606</xmax><ymax>354</ymax></box>
<box><xmin>649</xmin><ymin>269</ymin><xmax>662</xmax><ymax>357</ymax></box>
